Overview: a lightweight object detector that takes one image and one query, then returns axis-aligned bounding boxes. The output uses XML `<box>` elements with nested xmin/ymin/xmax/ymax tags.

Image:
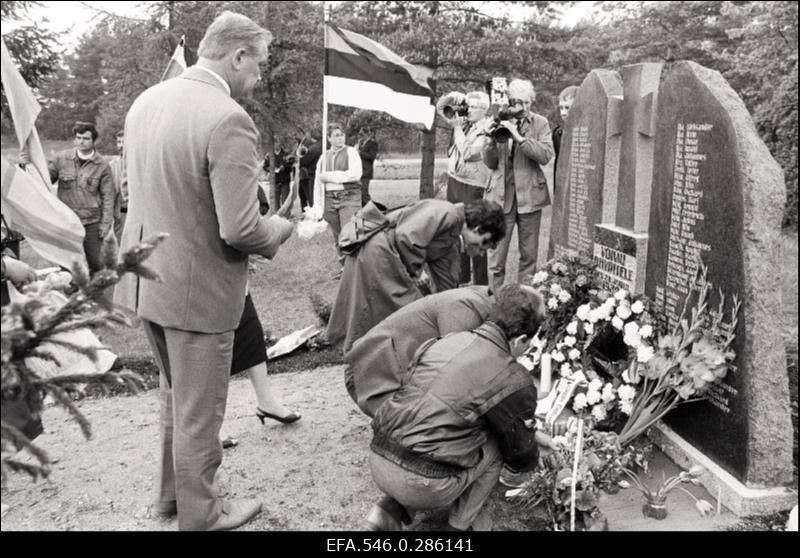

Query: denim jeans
<box><xmin>369</xmin><ymin>439</ymin><xmax>503</xmax><ymax>530</ymax></box>
<box><xmin>324</xmin><ymin>188</ymin><xmax>362</xmax><ymax>256</ymax></box>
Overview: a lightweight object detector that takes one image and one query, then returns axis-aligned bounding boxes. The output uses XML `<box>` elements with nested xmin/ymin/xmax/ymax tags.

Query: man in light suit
<box><xmin>115</xmin><ymin>12</ymin><xmax>294</xmax><ymax>531</ymax></box>
<box><xmin>482</xmin><ymin>79</ymin><xmax>554</xmax><ymax>290</ymax></box>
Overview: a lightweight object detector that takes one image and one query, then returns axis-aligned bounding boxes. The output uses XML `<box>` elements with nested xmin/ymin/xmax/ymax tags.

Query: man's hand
<box><xmin>534</xmin><ymin>431</ymin><xmax>558</xmax><ymax>453</ymax></box>
<box><xmin>4</xmin><ymin>257</ymin><xmax>36</xmax><ymax>285</ymax></box>
<box><xmin>413</xmin><ymin>269</ymin><xmax>431</xmax><ymax>290</ymax></box>
<box><xmin>498</xmin><ymin>120</ymin><xmax>524</xmax><ymax>143</ymax></box>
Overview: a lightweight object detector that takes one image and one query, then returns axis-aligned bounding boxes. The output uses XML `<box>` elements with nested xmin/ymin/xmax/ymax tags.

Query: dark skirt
<box><xmin>231</xmin><ymin>293</ymin><xmax>268</xmax><ymax>375</ymax></box>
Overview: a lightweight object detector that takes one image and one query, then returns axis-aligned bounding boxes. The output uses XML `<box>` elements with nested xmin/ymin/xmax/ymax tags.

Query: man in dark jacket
<box><xmin>299</xmin><ymin>131</ymin><xmax>323</xmax><ymax>210</ymax></box>
<box><xmin>356</xmin><ymin>127</ymin><xmax>379</xmax><ymax>206</ymax></box>
<box><xmin>365</xmin><ymin>283</ymin><xmax>553</xmax><ymax>531</ymax></box>
<box><xmin>344</xmin><ymin>285</ymin><xmax>493</xmax><ymax>418</ymax></box>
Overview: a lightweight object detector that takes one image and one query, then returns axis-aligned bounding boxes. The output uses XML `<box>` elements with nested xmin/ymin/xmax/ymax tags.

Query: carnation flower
<box><xmin>576</xmin><ymin>304</ymin><xmax>591</xmax><ymax>321</ymax></box>
<box><xmin>558</xmin><ymin>290</ymin><xmax>572</xmax><ymax>303</ymax></box>
<box><xmin>591</xmin><ymin>404</ymin><xmax>607</xmax><ymax>422</ymax></box>
<box><xmin>639</xmin><ymin>324</ymin><xmax>653</xmax><ymax>338</ymax></box>
<box><xmin>570</xmin><ymin>369</ymin><xmax>587</xmax><ymax>384</ymax></box>
<box><xmin>551</xmin><ymin>351</ymin><xmax>565</xmax><ymax>363</ymax></box>
<box><xmin>614</xmin><ymin>289</ymin><xmax>628</xmax><ymax>301</ymax></box>
<box><xmin>624</xmin><ymin>332</ymin><xmax>642</xmax><ymax>348</ymax></box>
<box><xmin>573</xmin><ymin>392</ymin><xmax>588</xmax><ymax>411</ymax></box>
<box><xmin>531</xmin><ymin>271</ymin><xmax>548</xmax><ymax>285</ymax></box>
<box><xmin>568</xmin><ymin>348</ymin><xmax>581</xmax><ymax>361</ymax></box>
<box><xmin>619</xmin><ymin>400</ymin><xmax>634</xmax><ymax>415</ymax></box>
<box><xmin>563</xmin><ymin>335</ymin><xmax>576</xmax><ymax>347</ymax></box>
<box><xmin>622</xmin><ymin>363</ymin><xmax>641</xmax><ymax>384</ymax></box>
<box><xmin>636</xmin><ymin>344</ymin><xmax>655</xmax><ymax>363</ymax></box>
<box><xmin>547</xmin><ymin>297</ymin><xmax>559</xmax><ymax>310</ymax></box>
<box><xmin>583</xmin><ymin>322</ymin><xmax>594</xmax><ymax>335</ymax></box>
<box><xmin>586</xmin><ymin>389</ymin><xmax>601</xmax><ymax>405</ymax></box>
<box><xmin>616</xmin><ymin>303</ymin><xmax>632</xmax><ymax>320</ymax></box>
<box><xmin>575</xmin><ymin>274</ymin><xmax>587</xmax><ymax>287</ymax></box>
<box><xmin>617</xmin><ymin>384</ymin><xmax>637</xmax><ymax>402</ymax></box>
<box><xmin>631</xmin><ymin>300</ymin><xmax>644</xmax><ymax>314</ymax></box>
<box><xmin>550</xmin><ymin>283</ymin><xmax>563</xmax><ymax>295</ymax></box>
<box><xmin>611</xmin><ymin>316</ymin><xmax>624</xmax><ymax>330</ymax></box>
<box><xmin>566</xmin><ymin>321</ymin><xmax>578</xmax><ymax>335</ymax></box>
<box><xmin>588</xmin><ymin>378</ymin><xmax>604</xmax><ymax>393</ymax></box>
<box><xmin>552</xmin><ymin>262</ymin><xmax>568</xmax><ymax>275</ymax></box>
<box><xmin>587</xmin><ymin>309</ymin><xmax>602</xmax><ymax>324</ymax></box>
<box><xmin>623</xmin><ymin>322</ymin><xmax>639</xmax><ymax>337</ymax></box>
<box><xmin>602</xmin><ymin>383</ymin><xmax>615</xmax><ymax>403</ymax></box>
<box><xmin>560</xmin><ymin>362</ymin><xmax>572</xmax><ymax>377</ymax></box>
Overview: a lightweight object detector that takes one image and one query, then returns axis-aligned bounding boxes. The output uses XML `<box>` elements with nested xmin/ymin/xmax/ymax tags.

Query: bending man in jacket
<box><xmin>365</xmin><ymin>283</ymin><xmax>553</xmax><ymax>531</ymax></box>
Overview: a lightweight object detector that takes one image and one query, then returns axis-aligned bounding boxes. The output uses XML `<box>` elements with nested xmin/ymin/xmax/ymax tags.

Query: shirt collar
<box><xmin>194</xmin><ymin>66</ymin><xmax>231</xmax><ymax>96</ymax></box>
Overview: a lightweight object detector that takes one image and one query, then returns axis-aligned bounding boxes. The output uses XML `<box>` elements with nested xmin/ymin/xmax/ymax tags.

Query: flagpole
<box><xmin>321</xmin><ymin>2</ymin><xmax>330</xmax><ymax>203</ymax></box>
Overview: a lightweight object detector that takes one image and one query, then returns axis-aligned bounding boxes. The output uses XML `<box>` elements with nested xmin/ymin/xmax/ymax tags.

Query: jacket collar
<box><xmin>70</xmin><ymin>148</ymin><xmax>103</xmax><ymax>165</ymax></box>
<box><xmin>473</xmin><ymin>322</ymin><xmax>511</xmax><ymax>352</ymax></box>
<box><xmin>180</xmin><ymin>66</ymin><xmax>231</xmax><ymax>96</ymax></box>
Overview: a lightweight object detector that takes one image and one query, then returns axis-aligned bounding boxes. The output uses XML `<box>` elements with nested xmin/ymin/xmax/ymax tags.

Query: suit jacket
<box><xmin>115</xmin><ymin>66</ymin><xmax>293</xmax><ymax>333</ymax></box>
<box><xmin>482</xmin><ymin>112</ymin><xmax>554</xmax><ymax>214</ymax></box>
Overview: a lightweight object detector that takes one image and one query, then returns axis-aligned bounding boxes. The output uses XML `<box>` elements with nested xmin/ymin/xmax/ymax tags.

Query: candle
<box><xmin>540</xmin><ymin>353</ymin><xmax>552</xmax><ymax>396</ymax></box>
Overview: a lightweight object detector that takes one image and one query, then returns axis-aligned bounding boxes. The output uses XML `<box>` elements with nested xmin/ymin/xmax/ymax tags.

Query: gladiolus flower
<box><xmin>563</xmin><ymin>335</ymin><xmax>577</xmax><ymax>347</ymax></box>
<box><xmin>575</xmin><ymin>274</ymin><xmax>587</xmax><ymax>287</ymax></box>
<box><xmin>566</xmin><ymin>321</ymin><xmax>578</xmax><ymax>335</ymax></box>
<box><xmin>588</xmin><ymin>378</ymin><xmax>603</xmax><ymax>393</ymax></box>
<box><xmin>584</xmin><ymin>322</ymin><xmax>594</xmax><ymax>335</ymax></box>
<box><xmin>586</xmin><ymin>389</ymin><xmax>601</xmax><ymax>405</ymax></box>
<box><xmin>612</xmin><ymin>316</ymin><xmax>624</xmax><ymax>330</ymax></box>
<box><xmin>602</xmin><ymin>383</ymin><xmax>615</xmax><ymax>403</ymax></box>
<box><xmin>551</xmin><ymin>351</ymin><xmax>565</xmax><ymax>363</ymax></box>
<box><xmin>550</xmin><ymin>284</ymin><xmax>563</xmax><ymax>296</ymax></box>
<box><xmin>576</xmin><ymin>304</ymin><xmax>591</xmax><ymax>321</ymax></box>
<box><xmin>568</xmin><ymin>348</ymin><xmax>581</xmax><ymax>361</ymax></box>
<box><xmin>631</xmin><ymin>300</ymin><xmax>644</xmax><ymax>314</ymax></box>
<box><xmin>560</xmin><ymin>363</ymin><xmax>572</xmax><ymax>377</ymax></box>
<box><xmin>619</xmin><ymin>400</ymin><xmax>633</xmax><ymax>415</ymax></box>
<box><xmin>639</xmin><ymin>324</ymin><xmax>653</xmax><ymax>338</ymax></box>
<box><xmin>571</xmin><ymin>369</ymin><xmax>587</xmax><ymax>384</ymax></box>
<box><xmin>614</xmin><ymin>289</ymin><xmax>628</xmax><ymax>301</ymax></box>
<box><xmin>573</xmin><ymin>392</ymin><xmax>588</xmax><ymax>411</ymax></box>
<box><xmin>547</xmin><ymin>297</ymin><xmax>559</xmax><ymax>310</ymax></box>
<box><xmin>558</xmin><ymin>290</ymin><xmax>572</xmax><ymax>303</ymax></box>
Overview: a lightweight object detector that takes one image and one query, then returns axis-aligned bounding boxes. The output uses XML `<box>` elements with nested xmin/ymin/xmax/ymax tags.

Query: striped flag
<box><xmin>324</xmin><ymin>24</ymin><xmax>435</xmax><ymax>129</ymax></box>
<box><xmin>160</xmin><ymin>35</ymin><xmax>187</xmax><ymax>81</ymax></box>
<box><xmin>0</xmin><ymin>38</ymin><xmax>86</xmax><ymax>269</ymax></box>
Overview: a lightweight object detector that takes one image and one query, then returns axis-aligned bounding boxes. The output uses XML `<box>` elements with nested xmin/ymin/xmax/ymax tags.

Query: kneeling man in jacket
<box><xmin>366</xmin><ymin>283</ymin><xmax>553</xmax><ymax>531</ymax></box>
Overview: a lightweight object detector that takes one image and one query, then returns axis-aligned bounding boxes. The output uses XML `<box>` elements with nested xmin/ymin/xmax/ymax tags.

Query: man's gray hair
<box><xmin>198</xmin><ymin>11</ymin><xmax>273</xmax><ymax>60</ymax></box>
<box><xmin>508</xmin><ymin>79</ymin><xmax>536</xmax><ymax>102</ymax></box>
<box><xmin>466</xmin><ymin>91</ymin><xmax>490</xmax><ymax>110</ymax></box>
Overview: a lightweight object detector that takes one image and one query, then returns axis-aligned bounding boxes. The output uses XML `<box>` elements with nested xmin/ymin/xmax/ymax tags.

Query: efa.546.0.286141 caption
<box><xmin>326</xmin><ymin>538</ymin><xmax>473</xmax><ymax>552</ymax></box>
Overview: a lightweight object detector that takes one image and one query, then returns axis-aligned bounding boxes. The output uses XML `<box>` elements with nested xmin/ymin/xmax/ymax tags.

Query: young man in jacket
<box><xmin>365</xmin><ymin>283</ymin><xmax>554</xmax><ymax>531</ymax></box>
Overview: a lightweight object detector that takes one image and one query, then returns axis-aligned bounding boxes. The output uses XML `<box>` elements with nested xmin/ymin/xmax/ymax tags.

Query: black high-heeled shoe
<box><xmin>255</xmin><ymin>407</ymin><xmax>301</xmax><ymax>425</ymax></box>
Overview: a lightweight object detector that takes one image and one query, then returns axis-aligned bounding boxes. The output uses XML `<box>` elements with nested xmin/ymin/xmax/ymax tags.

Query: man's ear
<box><xmin>232</xmin><ymin>47</ymin><xmax>248</xmax><ymax>70</ymax></box>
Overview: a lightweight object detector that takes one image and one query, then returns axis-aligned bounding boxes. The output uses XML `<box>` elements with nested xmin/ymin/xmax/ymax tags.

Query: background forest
<box><xmin>1</xmin><ymin>0</ymin><xmax>796</xmax><ymax>226</ymax></box>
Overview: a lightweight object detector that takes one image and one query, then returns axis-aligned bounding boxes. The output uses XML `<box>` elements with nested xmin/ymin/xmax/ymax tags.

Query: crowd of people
<box><xmin>1</xmin><ymin>9</ymin><xmax>583</xmax><ymax>532</ymax></box>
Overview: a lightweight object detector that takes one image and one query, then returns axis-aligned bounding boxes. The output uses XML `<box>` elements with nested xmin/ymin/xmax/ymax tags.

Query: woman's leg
<box><xmin>243</xmin><ymin>362</ymin><xmax>295</xmax><ymax>418</ymax></box>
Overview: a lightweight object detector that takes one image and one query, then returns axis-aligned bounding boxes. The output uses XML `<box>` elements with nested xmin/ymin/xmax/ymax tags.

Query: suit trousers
<box><xmin>82</xmin><ymin>222</ymin><xmax>103</xmax><ymax>273</ymax></box>
<box><xmin>142</xmin><ymin>319</ymin><xmax>234</xmax><ymax>531</ymax></box>
<box><xmin>369</xmin><ymin>438</ymin><xmax>503</xmax><ymax>530</ymax></box>
<box><xmin>488</xmin><ymin>203</ymin><xmax>542</xmax><ymax>290</ymax></box>
<box><xmin>446</xmin><ymin>176</ymin><xmax>488</xmax><ymax>286</ymax></box>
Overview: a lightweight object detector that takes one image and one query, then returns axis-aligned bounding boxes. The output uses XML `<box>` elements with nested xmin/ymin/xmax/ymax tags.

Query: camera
<box><xmin>483</xmin><ymin>77</ymin><xmax>525</xmax><ymax>142</ymax></box>
<box><xmin>442</xmin><ymin>99</ymin><xmax>469</xmax><ymax>119</ymax></box>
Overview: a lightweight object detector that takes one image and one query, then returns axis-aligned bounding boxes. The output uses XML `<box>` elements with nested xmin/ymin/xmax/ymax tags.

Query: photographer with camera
<box><xmin>436</xmin><ymin>90</ymin><xmax>493</xmax><ymax>286</ymax></box>
<box><xmin>482</xmin><ymin>79</ymin><xmax>554</xmax><ymax>290</ymax></box>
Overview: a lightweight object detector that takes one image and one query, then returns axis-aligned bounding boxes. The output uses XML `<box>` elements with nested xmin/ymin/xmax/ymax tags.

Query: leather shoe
<box><xmin>208</xmin><ymin>499</ymin><xmax>262</xmax><ymax>531</ymax></box>
<box><xmin>256</xmin><ymin>407</ymin><xmax>301</xmax><ymax>425</ymax></box>
<box><xmin>365</xmin><ymin>504</ymin><xmax>403</xmax><ymax>531</ymax></box>
<box><xmin>152</xmin><ymin>500</ymin><xmax>177</xmax><ymax>520</ymax></box>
